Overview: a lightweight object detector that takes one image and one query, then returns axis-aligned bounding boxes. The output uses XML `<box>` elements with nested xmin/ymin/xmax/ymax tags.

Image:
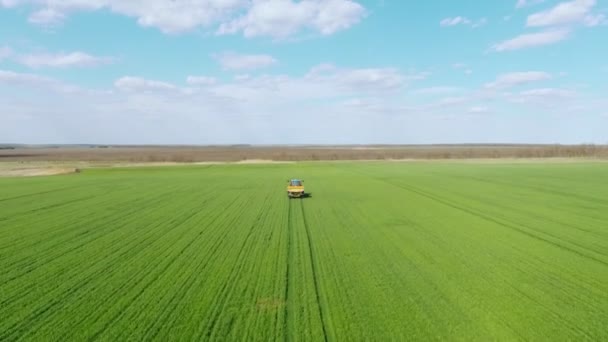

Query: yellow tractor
<box><xmin>287</xmin><ymin>179</ymin><xmax>305</xmax><ymax>198</ymax></box>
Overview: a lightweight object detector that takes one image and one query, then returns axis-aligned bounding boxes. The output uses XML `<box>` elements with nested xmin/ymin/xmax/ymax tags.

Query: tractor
<box><xmin>287</xmin><ymin>179</ymin><xmax>305</xmax><ymax>198</ymax></box>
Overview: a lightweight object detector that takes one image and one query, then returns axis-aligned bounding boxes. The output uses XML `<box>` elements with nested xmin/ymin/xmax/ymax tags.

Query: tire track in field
<box><xmin>198</xmin><ymin>191</ymin><xmax>274</xmax><ymax>340</ymax></box>
<box><xmin>429</xmin><ymin>172</ymin><xmax>608</xmax><ymax>239</ymax></box>
<box><xmin>283</xmin><ymin>199</ymin><xmax>293</xmax><ymax>342</ymax></box>
<box><xmin>55</xmin><ymin>191</ymin><xmax>233</xmax><ymax>341</ymax></box>
<box><xmin>147</xmin><ymin>194</ymin><xmax>251</xmax><ymax>340</ymax></box>
<box><xmin>85</xmin><ymin>209</ymin><xmax>207</xmax><ymax>342</ymax></box>
<box><xmin>80</xmin><ymin>190</ymin><xmax>235</xmax><ymax>341</ymax></box>
<box><xmin>384</xmin><ymin>207</ymin><xmax>594</xmax><ymax>339</ymax></box>
<box><xmin>371</xmin><ymin>176</ymin><xmax>608</xmax><ymax>268</ymax></box>
<box><xmin>337</xmin><ymin>164</ymin><xmax>608</xmax><ymax>267</ymax></box>
<box><xmin>0</xmin><ymin>196</ymin><xmax>169</xmax><ymax>304</ymax></box>
<box><xmin>1</xmin><ymin>204</ymin><xmax>202</xmax><ymax>341</ymax></box>
<box><xmin>141</xmin><ymin>203</ymin><xmax>241</xmax><ymax>340</ymax></box>
<box><xmin>0</xmin><ymin>188</ymin><xmax>123</xmax><ymax>240</ymax></box>
<box><xmin>0</xmin><ymin>189</ymin><xmax>214</xmax><ymax>340</ymax></box>
<box><xmin>0</xmin><ymin>182</ymin><xmax>118</xmax><ymax>222</ymax></box>
<box><xmin>503</xmin><ymin>273</ymin><xmax>596</xmax><ymax>340</ymax></box>
<box><xmin>0</xmin><ymin>185</ymin><xmax>86</xmax><ymax>203</ymax></box>
<box><xmin>468</xmin><ymin>174</ymin><xmax>608</xmax><ymax>207</ymax></box>
<box><xmin>0</xmin><ymin>184</ymin><xmax>174</xmax><ymax>252</ymax></box>
<box><xmin>148</xmin><ymin>192</ymin><xmax>254</xmax><ymax>340</ymax></box>
<box><xmin>329</xmin><ymin>166</ymin><xmax>568</xmax><ymax>339</ymax></box>
<box><xmin>420</xmin><ymin>174</ymin><xmax>608</xmax><ymax>256</ymax></box>
<box><xmin>299</xmin><ymin>200</ymin><xmax>329</xmax><ymax>342</ymax></box>
<box><xmin>336</xmin><ymin>164</ymin><xmax>608</xmax><ymax>273</ymax></box>
<box><xmin>79</xmin><ymin>190</ymin><xmax>240</xmax><ymax>341</ymax></box>
<box><xmin>0</xmin><ymin>187</ymin><xmax>186</xmax><ymax>289</ymax></box>
<box><xmin>0</xmin><ymin>194</ymin><xmax>98</xmax><ymax>222</ymax></box>
<box><xmin>240</xmin><ymin>194</ymin><xmax>286</xmax><ymax>341</ymax></box>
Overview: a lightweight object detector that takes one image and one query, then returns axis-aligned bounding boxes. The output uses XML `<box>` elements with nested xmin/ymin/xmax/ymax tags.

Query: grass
<box><xmin>0</xmin><ymin>161</ymin><xmax>607</xmax><ymax>340</ymax></box>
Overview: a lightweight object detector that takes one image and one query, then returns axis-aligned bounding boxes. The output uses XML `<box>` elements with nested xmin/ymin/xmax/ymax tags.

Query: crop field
<box><xmin>1</xmin><ymin>161</ymin><xmax>607</xmax><ymax>340</ymax></box>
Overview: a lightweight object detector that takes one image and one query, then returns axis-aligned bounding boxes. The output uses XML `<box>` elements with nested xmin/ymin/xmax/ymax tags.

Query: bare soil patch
<box><xmin>256</xmin><ymin>298</ymin><xmax>286</xmax><ymax>311</ymax></box>
<box><xmin>235</xmin><ymin>159</ymin><xmax>295</xmax><ymax>164</ymax></box>
<box><xmin>0</xmin><ymin>167</ymin><xmax>78</xmax><ymax>177</ymax></box>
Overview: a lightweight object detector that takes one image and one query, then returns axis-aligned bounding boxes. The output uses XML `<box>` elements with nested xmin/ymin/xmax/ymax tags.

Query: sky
<box><xmin>1</xmin><ymin>0</ymin><xmax>607</xmax><ymax>145</ymax></box>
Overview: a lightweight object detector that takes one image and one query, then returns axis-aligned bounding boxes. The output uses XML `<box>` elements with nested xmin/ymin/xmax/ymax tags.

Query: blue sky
<box><xmin>1</xmin><ymin>0</ymin><xmax>607</xmax><ymax>144</ymax></box>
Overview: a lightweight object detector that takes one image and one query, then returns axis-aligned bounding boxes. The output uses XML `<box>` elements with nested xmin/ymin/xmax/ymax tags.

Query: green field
<box><xmin>1</xmin><ymin>162</ymin><xmax>607</xmax><ymax>341</ymax></box>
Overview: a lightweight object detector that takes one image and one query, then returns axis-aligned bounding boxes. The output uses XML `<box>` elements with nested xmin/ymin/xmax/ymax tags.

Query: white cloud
<box><xmin>424</xmin><ymin>96</ymin><xmax>472</xmax><ymax>111</ymax></box>
<box><xmin>17</xmin><ymin>51</ymin><xmax>113</xmax><ymax>68</ymax></box>
<box><xmin>416</xmin><ymin>76</ymin><xmax>589</xmax><ymax>121</ymax></box>
<box><xmin>186</xmin><ymin>76</ymin><xmax>217</xmax><ymax>86</ymax></box>
<box><xmin>468</xmin><ymin>106</ymin><xmax>489</xmax><ymax>114</ymax></box>
<box><xmin>214</xmin><ymin>52</ymin><xmax>277</xmax><ymax>71</ymax></box>
<box><xmin>340</xmin><ymin>97</ymin><xmax>395</xmax><ymax>113</ymax></box>
<box><xmin>526</xmin><ymin>0</ymin><xmax>597</xmax><ymax>27</ymax></box>
<box><xmin>217</xmin><ymin>0</ymin><xmax>366</xmax><ymax>38</ymax></box>
<box><xmin>1</xmin><ymin>0</ymin><xmax>244</xmax><ymax>33</ymax></box>
<box><xmin>108</xmin><ymin>63</ymin><xmax>413</xmax><ymax>104</ymax></box>
<box><xmin>0</xmin><ymin>46</ymin><xmax>13</xmax><ymax>61</ymax></box>
<box><xmin>114</xmin><ymin>76</ymin><xmax>176</xmax><ymax>92</ymax></box>
<box><xmin>583</xmin><ymin>13</ymin><xmax>608</xmax><ymax>27</ymax></box>
<box><xmin>473</xmin><ymin>18</ymin><xmax>488</xmax><ymax>28</ymax></box>
<box><xmin>509</xmin><ymin>88</ymin><xmax>576</xmax><ymax>105</ymax></box>
<box><xmin>28</xmin><ymin>8</ymin><xmax>65</xmax><ymax>25</ymax></box>
<box><xmin>497</xmin><ymin>0</ymin><xmax>603</xmax><ymax>52</ymax></box>
<box><xmin>485</xmin><ymin>71</ymin><xmax>552</xmax><ymax>89</ymax></box>
<box><xmin>0</xmin><ymin>69</ymin><xmax>53</xmax><ymax>85</ymax></box>
<box><xmin>412</xmin><ymin>87</ymin><xmax>462</xmax><ymax>95</ymax></box>
<box><xmin>0</xmin><ymin>47</ymin><xmax>114</xmax><ymax>68</ymax></box>
<box><xmin>2</xmin><ymin>0</ymin><xmax>366</xmax><ymax>37</ymax></box>
<box><xmin>516</xmin><ymin>0</ymin><xmax>546</xmax><ymax>9</ymax></box>
<box><xmin>305</xmin><ymin>64</ymin><xmax>407</xmax><ymax>91</ymax></box>
<box><xmin>436</xmin><ymin>96</ymin><xmax>468</xmax><ymax>106</ymax></box>
<box><xmin>520</xmin><ymin>88</ymin><xmax>575</xmax><ymax>98</ymax></box>
<box><xmin>452</xmin><ymin>63</ymin><xmax>473</xmax><ymax>75</ymax></box>
<box><xmin>337</xmin><ymin>68</ymin><xmax>404</xmax><ymax>90</ymax></box>
<box><xmin>0</xmin><ymin>0</ymin><xmax>20</xmax><ymax>7</ymax></box>
<box><xmin>440</xmin><ymin>17</ymin><xmax>487</xmax><ymax>28</ymax></box>
<box><xmin>0</xmin><ymin>69</ymin><xmax>80</xmax><ymax>93</ymax></box>
<box><xmin>440</xmin><ymin>16</ymin><xmax>471</xmax><ymax>27</ymax></box>
<box><xmin>5</xmin><ymin>66</ymin><xmax>418</xmax><ymax>145</ymax></box>
<box><xmin>492</xmin><ymin>29</ymin><xmax>570</xmax><ymax>51</ymax></box>
<box><xmin>2</xmin><ymin>67</ymin><xmax>605</xmax><ymax>144</ymax></box>
<box><xmin>115</xmin><ymin>64</ymin><xmax>412</xmax><ymax>101</ymax></box>
<box><xmin>310</xmin><ymin>0</ymin><xmax>366</xmax><ymax>34</ymax></box>
<box><xmin>234</xmin><ymin>74</ymin><xmax>251</xmax><ymax>81</ymax></box>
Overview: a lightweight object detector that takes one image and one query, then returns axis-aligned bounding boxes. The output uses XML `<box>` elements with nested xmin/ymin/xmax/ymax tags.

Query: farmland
<box><xmin>1</xmin><ymin>144</ymin><xmax>607</xmax><ymax>163</ymax></box>
<box><xmin>1</xmin><ymin>161</ymin><xmax>607</xmax><ymax>340</ymax></box>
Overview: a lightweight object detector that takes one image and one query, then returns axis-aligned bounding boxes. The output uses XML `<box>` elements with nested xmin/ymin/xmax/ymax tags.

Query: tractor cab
<box><xmin>289</xmin><ymin>179</ymin><xmax>302</xmax><ymax>187</ymax></box>
<box><xmin>287</xmin><ymin>179</ymin><xmax>305</xmax><ymax>198</ymax></box>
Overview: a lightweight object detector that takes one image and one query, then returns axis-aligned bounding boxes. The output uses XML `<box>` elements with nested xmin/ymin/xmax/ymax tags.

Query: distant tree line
<box><xmin>1</xmin><ymin>144</ymin><xmax>607</xmax><ymax>162</ymax></box>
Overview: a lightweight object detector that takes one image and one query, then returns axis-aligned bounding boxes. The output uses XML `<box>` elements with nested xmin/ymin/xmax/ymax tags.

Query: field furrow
<box><xmin>0</xmin><ymin>162</ymin><xmax>606</xmax><ymax>340</ymax></box>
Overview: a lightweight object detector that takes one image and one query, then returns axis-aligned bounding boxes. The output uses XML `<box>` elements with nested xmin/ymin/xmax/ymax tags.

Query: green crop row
<box><xmin>0</xmin><ymin>162</ymin><xmax>607</xmax><ymax>340</ymax></box>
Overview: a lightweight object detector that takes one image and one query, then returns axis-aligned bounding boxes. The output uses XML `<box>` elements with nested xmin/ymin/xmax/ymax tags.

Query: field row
<box><xmin>0</xmin><ymin>162</ymin><xmax>607</xmax><ymax>340</ymax></box>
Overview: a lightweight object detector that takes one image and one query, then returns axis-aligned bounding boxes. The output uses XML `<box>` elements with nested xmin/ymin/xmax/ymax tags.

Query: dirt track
<box><xmin>0</xmin><ymin>167</ymin><xmax>78</xmax><ymax>177</ymax></box>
